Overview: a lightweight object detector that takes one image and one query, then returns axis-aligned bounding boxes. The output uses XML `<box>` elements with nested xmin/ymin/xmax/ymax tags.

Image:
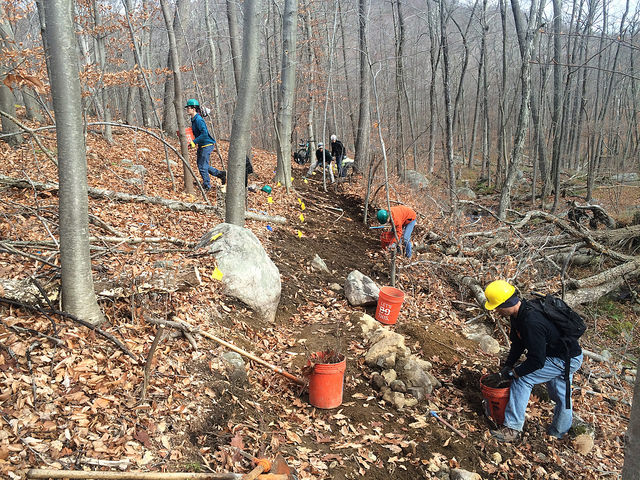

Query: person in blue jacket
<box><xmin>185</xmin><ymin>99</ymin><xmax>226</xmax><ymax>190</ymax></box>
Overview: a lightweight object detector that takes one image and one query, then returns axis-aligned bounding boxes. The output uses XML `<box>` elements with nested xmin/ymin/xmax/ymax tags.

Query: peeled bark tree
<box><xmin>225</xmin><ymin>0</ymin><xmax>262</xmax><ymax>226</ymax></box>
<box><xmin>159</xmin><ymin>0</ymin><xmax>194</xmax><ymax>194</ymax></box>
<box><xmin>275</xmin><ymin>0</ymin><xmax>298</xmax><ymax>191</ymax></box>
<box><xmin>354</xmin><ymin>0</ymin><xmax>371</xmax><ymax>173</ymax></box>
<box><xmin>42</xmin><ymin>0</ymin><xmax>104</xmax><ymax>326</ymax></box>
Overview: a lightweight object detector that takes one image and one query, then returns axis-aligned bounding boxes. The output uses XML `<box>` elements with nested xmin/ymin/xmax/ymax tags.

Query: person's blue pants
<box><xmin>197</xmin><ymin>145</ymin><xmax>222</xmax><ymax>188</ymax></box>
<box><xmin>336</xmin><ymin>154</ymin><xmax>346</xmax><ymax>177</ymax></box>
<box><xmin>403</xmin><ymin>219</ymin><xmax>416</xmax><ymax>258</ymax></box>
<box><xmin>504</xmin><ymin>353</ymin><xmax>583</xmax><ymax>437</ymax></box>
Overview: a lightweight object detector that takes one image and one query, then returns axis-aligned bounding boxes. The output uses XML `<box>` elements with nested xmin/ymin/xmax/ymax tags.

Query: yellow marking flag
<box><xmin>299</xmin><ymin>213</ymin><xmax>305</xmax><ymax>222</ymax></box>
<box><xmin>297</xmin><ymin>230</ymin><xmax>303</xmax><ymax>238</ymax></box>
<box><xmin>212</xmin><ymin>233</ymin><xmax>223</xmax><ymax>241</ymax></box>
<box><xmin>267</xmin><ymin>196</ymin><xmax>273</xmax><ymax>204</ymax></box>
<box><xmin>211</xmin><ymin>267</ymin><xmax>223</xmax><ymax>281</ymax></box>
<box><xmin>301</xmin><ymin>202</ymin><xmax>306</xmax><ymax>211</ymax></box>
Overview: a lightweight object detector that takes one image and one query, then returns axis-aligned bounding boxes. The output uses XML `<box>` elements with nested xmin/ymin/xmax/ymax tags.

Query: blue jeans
<box><xmin>197</xmin><ymin>145</ymin><xmax>222</xmax><ymax>189</ymax></box>
<box><xmin>403</xmin><ymin>219</ymin><xmax>416</xmax><ymax>258</ymax></box>
<box><xmin>504</xmin><ymin>353</ymin><xmax>583</xmax><ymax>436</ymax></box>
<box><xmin>336</xmin><ymin>154</ymin><xmax>345</xmax><ymax>177</ymax></box>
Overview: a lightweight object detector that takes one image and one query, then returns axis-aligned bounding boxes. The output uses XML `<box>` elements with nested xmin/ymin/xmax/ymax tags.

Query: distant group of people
<box><xmin>305</xmin><ymin>135</ymin><xmax>348</xmax><ymax>182</ymax></box>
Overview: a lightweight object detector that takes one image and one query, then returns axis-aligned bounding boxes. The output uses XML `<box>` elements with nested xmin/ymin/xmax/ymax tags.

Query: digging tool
<box><xmin>180</xmin><ymin>320</ymin><xmax>306</xmax><ymax>386</ymax></box>
<box><xmin>429</xmin><ymin>410</ymin><xmax>466</xmax><ymax>438</ymax></box>
<box><xmin>242</xmin><ymin>458</ymin><xmax>271</xmax><ymax>480</ymax></box>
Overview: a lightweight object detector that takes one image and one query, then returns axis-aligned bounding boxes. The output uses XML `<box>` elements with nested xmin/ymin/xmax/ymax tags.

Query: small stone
<box><xmin>390</xmin><ymin>380</ymin><xmax>406</xmax><ymax>393</ymax></box>
<box><xmin>450</xmin><ymin>468</ymin><xmax>482</xmax><ymax>480</ymax></box>
<box><xmin>491</xmin><ymin>452</ymin><xmax>502</xmax><ymax>464</ymax></box>
<box><xmin>311</xmin><ymin>254</ymin><xmax>330</xmax><ymax>273</ymax></box>
<box><xmin>329</xmin><ymin>283</ymin><xmax>342</xmax><ymax>292</ymax></box>
<box><xmin>382</xmin><ymin>390</ymin><xmax>406</xmax><ymax>409</ymax></box>
<box><xmin>381</xmin><ymin>369</ymin><xmax>397</xmax><ymax>384</ymax></box>
<box><xmin>404</xmin><ymin>397</ymin><xmax>418</xmax><ymax>407</ymax></box>
<box><xmin>371</xmin><ymin>373</ymin><xmax>387</xmax><ymax>390</ymax></box>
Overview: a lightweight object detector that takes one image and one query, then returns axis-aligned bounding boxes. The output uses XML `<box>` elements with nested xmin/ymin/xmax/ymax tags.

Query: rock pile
<box><xmin>352</xmin><ymin>312</ymin><xmax>441</xmax><ymax>409</ymax></box>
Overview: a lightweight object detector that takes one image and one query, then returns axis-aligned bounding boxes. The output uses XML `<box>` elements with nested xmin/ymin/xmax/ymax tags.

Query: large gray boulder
<box><xmin>344</xmin><ymin>270</ymin><xmax>379</xmax><ymax>306</ymax></box>
<box><xmin>404</xmin><ymin>170</ymin><xmax>429</xmax><ymax>191</ymax></box>
<box><xmin>195</xmin><ymin>224</ymin><xmax>281</xmax><ymax>321</ymax></box>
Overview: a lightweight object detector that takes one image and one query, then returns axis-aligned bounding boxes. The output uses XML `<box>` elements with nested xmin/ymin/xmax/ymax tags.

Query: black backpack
<box><xmin>529</xmin><ymin>294</ymin><xmax>586</xmax><ymax>408</ymax></box>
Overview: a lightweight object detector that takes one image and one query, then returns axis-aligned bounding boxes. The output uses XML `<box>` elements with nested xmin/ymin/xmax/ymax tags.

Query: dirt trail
<box><xmin>184</xmin><ymin>173</ymin><xmax>493</xmax><ymax>479</ymax></box>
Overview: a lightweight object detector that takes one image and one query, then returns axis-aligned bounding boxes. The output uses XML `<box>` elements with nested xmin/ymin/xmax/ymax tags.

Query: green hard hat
<box><xmin>185</xmin><ymin>98</ymin><xmax>199</xmax><ymax>108</ymax></box>
<box><xmin>261</xmin><ymin>185</ymin><xmax>272</xmax><ymax>194</ymax></box>
<box><xmin>377</xmin><ymin>209</ymin><xmax>389</xmax><ymax>223</ymax></box>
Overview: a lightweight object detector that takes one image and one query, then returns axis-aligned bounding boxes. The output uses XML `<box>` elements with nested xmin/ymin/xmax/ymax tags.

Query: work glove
<box><xmin>189</xmin><ymin>141</ymin><xmax>196</xmax><ymax>149</ymax></box>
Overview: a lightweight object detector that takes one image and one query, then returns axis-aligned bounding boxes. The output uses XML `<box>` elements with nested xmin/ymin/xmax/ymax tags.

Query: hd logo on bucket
<box><xmin>378</xmin><ymin>303</ymin><xmax>392</xmax><ymax>319</ymax></box>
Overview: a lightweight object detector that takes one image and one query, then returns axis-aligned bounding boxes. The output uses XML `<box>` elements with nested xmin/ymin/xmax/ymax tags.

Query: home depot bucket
<box><xmin>308</xmin><ymin>351</ymin><xmax>346</xmax><ymax>409</ymax></box>
<box><xmin>480</xmin><ymin>374</ymin><xmax>511</xmax><ymax>425</ymax></box>
<box><xmin>177</xmin><ymin>127</ymin><xmax>195</xmax><ymax>142</ymax></box>
<box><xmin>375</xmin><ymin>286</ymin><xmax>405</xmax><ymax>325</ymax></box>
<box><xmin>380</xmin><ymin>231</ymin><xmax>395</xmax><ymax>249</ymax></box>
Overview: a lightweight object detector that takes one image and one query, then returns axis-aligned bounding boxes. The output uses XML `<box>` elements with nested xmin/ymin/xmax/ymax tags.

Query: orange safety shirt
<box><xmin>389</xmin><ymin>205</ymin><xmax>417</xmax><ymax>236</ymax></box>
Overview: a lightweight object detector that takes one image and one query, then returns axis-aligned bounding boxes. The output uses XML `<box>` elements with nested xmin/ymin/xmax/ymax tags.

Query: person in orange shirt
<box><xmin>377</xmin><ymin>205</ymin><xmax>417</xmax><ymax>258</ymax></box>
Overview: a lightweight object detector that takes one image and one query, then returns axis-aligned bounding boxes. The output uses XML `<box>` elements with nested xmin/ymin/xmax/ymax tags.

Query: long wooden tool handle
<box><xmin>431</xmin><ymin>412</ymin><xmax>466</xmax><ymax>438</ymax></box>
<box><xmin>196</xmin><ymin>329</ymin><xmax>305</xmax><ymax>386</ymax></box>
<box><xmin>27</xmin><ymin>469</ymin><xmax>289</xmax><ymax>479</ymax></box>
<box><xmin>242</xmin><ymin>465</ymin><xmax>265</xmax><ymax>480</ymax></box>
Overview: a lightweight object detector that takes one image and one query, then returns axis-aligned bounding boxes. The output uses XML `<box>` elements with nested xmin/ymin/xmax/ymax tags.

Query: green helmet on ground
<box><xmin>261</xmin><ymin>185</ymin><xmax>272</xmax><ymax>194</ymax></box>
<box><xmin>185</xmin><ymin>98</ymin><xmax>199</xmax><ymax>108</ymax></box>
<box><xmin>377</xmin><ymin>209</ymin><xmax>389</xmax><ymax>223</ymax></box>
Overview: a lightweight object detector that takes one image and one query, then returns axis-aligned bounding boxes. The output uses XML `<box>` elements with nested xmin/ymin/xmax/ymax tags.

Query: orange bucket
<box><xmin>308</xmin><ymin>352</ymin><xmax>346</xmax><ymax>409</ymax></box>
<box><xmin>480</xmin><ymin>375</ymin><xmax>510</xmax><ymax>424</ymax></box>
<box><xmin>380</xmin><ymin>231</ymin><xmax>395</xmax><ymax>249</ymax></box>
<box><xmin>178</xmin><ymin>127</ymin><xmax>195</xmax><ymax>142</ymax></box>
<box><xmin>375</xmin><ymin>286</ymin><xmax>405</xmax><ymax>325</ymax></box>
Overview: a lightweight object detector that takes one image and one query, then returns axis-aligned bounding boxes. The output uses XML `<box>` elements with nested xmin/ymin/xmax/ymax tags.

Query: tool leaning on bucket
<box><xmin>175</xmin><ymin>320</ymin><xmax>306</xmax><ymax>386</ymax></box>
<box><xmin>429</xmin><ymin>410</ymin><xmax>466</xmax><ymax>438</ymax></box>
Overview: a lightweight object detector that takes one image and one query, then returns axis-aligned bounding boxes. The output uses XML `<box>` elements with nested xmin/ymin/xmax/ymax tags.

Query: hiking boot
<box><xmin>490</xmin><ymin>426</ymin><xmax>520</xmax><ymax>443</ymax></box>
<box><xmin>219</xmin><ymin>171</ymin><xmax>227</xmax><ymax>185</ymax></box>
<box><xmin>546</xmin><ymin>426</ymin><xmax>564</xmax><ymax>439</ymax></box>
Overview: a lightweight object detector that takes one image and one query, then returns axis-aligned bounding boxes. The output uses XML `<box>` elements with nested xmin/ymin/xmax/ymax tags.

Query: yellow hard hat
<box><xmin>484</xmin><ymin>280</ymin><xmax>516</xmax><ymax>310</ymax></box>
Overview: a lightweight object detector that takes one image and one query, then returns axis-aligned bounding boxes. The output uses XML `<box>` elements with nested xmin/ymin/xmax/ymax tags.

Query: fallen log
<box><xmin>0</xmin><ymin>174</ymin><xmax>287</xmax><ymax>224</ymax></box>
<box><xmin>567</xmin><ymin>261</ymin><xmax>640</xmax><ymax>290</ymax></box>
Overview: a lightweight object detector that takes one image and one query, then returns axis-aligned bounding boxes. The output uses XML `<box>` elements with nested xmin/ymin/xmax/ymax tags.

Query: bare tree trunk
<box><xmin>304</xmin><ymin>0</ymin><xmax>316</xmax><ymax>151</ymax></box>
<box><xmin>497</xmin><ymin>0</ymin><xmax>543</xmax><ymax>219</ymax></box>
<box><xmin>227</xmin><ymin>0</ymin><xmax>242</xmax><ymax>94</ymax></box>
<box><xmin>338</xmin><ymin>0</ymin><xmax>357</xmax><ymax>145</ymax></box>
<box><xmin>43</xmin><ymin>0</ymin><xmax>104</xmax><ymax>326</ymax></box>
<box><xmin>204</xmin><ymin>0</ymin><xmax>222</xmax><ymax>131</ymax></box>
<box><xmin>159</xmin><ymin>0</ymin><xmax>194</xmax><ymax>194</ymax></box>
<box><xmin>550</xmin><ymin>0</ymin><xmax>563</xmax><ymax>212</ymax></box>
<box><xmin>226</xmin><ymin>0</ymin><xmax>262</xmax><ymax>225</ymax></box>
<box><xmin>426</xmin><ymin>0</ymin><xmax>439</xmax><ymax>174</ymax></box>
<box><xmin>468</xmin><ymin>0</ymin><xmax>487</xmax><ymax>170</ymax></box>
<box><xmin>440</xmin><ymin>0</ymin><xmax>455</xmax><ymax>207</ymax></box>
<box><xmin>275</xmin><ymin>0</ymin><xmax>298</xmax><ymax>191</ymax></box>
<box><xmin>354</xmin><ymin>0</ymin><xmax>371</xmax><ymax>173</ymax></box>
<box><xmin>92</xmin><ymin>0</ymin><xmax>112</xmax><ymax>144</ymax></box>
<box><xmin>0</xmin><ymin>3</ymin><xmax>24</xmax><ymax>147</ymax></box>
<box><xmin>623</xmin><ymin>371</ymin><xmax>640</xmax><ymax>479</ymax></box>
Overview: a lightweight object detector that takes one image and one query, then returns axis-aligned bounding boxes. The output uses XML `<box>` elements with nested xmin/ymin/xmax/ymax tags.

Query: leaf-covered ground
<box><xmin>0</xmin><ymin>125</ymin><xmax>637</xmax><ymax>479</ymax></box>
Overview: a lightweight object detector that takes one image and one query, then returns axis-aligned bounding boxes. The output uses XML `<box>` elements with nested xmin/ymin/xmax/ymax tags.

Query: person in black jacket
<box><xmin>483</xmin><ymin>280</ymin><xmax>583</xmax><ymax>442</ymax></box>
<box><xmin>305</xmin><ymin>143</ymin><xmax>335</xmax><ymax>182</ymax></box>
<box><xmin>330</xmin><ymin>134</ymin><xmax>346</xmax><ymax>177</ymax></box>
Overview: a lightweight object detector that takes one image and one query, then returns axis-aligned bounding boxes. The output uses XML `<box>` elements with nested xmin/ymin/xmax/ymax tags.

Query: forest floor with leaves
<box><xmin>0</xmin><ymin>126</ymin><xmax>638</xmax><ymax>479</ymax></box>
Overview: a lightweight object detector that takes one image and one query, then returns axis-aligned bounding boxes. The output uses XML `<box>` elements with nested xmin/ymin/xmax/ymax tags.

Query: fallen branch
<box><xmin>0</xmin><ymin>296</ymin><xmax>138</xmax><ymax>362</ymax></box>
<box><xmin>141</xmin><ymin>326</ymin><xmax>165</xmax><ymax>401</ymax></box>
<box><xmin>0</xmin><ymin>174</ymin><xmax>287</xmax><ymax>224</ymax></box>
